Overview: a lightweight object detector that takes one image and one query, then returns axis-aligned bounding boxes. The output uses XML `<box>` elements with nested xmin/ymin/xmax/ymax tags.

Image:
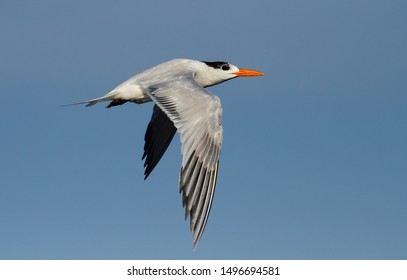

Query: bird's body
<box><xmin>74</xmin><ymin>58</ymin><xmax>263</xmax><ymax>248</ymax></box>
<box><xmin>78</xmin><ymin>59</ymin><xmax>235</xmax><ymax>107</ymax></box>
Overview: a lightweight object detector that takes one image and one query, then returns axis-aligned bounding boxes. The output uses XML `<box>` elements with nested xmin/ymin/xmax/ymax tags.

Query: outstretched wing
<box><xmin>146</xmin><ymin>75</ymin><xmax>223</xmax><ymax>248</ymax></box>
<box><xmin>142</xmin><ymin>105</ymin><xmax>177</xmax><ymax>179</ymax></box>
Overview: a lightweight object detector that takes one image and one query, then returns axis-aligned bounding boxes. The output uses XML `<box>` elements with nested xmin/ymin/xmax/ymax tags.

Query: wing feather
<box><xmin>142</xmin><ymin>105</ymin><xmax>177</xmax><ymax>179</ymax></box>
<box><xmin>145</xmin><ymin>75</ymin><xmax>223</xmax><ymax>248</ymax></box>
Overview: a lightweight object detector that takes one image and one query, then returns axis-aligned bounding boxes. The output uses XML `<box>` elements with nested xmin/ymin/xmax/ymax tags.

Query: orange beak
<box><xmin>233</xmin><ymin>68</ymin><xmax>264</xmax><ymax>77</ymax></box>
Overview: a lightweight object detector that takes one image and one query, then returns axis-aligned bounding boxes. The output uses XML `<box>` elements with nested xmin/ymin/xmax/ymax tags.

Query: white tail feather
<box><xmin>63</xmin><ymin>92</ymin><xmax>119</xmax><ymax>107</ymax></box>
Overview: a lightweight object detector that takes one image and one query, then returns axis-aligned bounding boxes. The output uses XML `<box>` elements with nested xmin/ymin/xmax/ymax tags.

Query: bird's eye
<box><xmin>221</xmin><ymin>64</ymin><xmax>230</xmax><ymax>71</ymax></box>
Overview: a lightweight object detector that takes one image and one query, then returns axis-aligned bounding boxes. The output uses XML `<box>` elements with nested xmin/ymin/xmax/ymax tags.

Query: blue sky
<box><xmin>1</xmin><ymin>0</ymin><xmax>406</xmax><ymax>259</ymax></box>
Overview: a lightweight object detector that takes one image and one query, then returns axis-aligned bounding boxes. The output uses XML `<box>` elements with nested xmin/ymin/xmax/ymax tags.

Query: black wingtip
<box><xmin>141</xmin><ymin>105</ymin><xmax>177</xmax><ymax>180</ymax></box>
<box><xmin>143</xmin><ymin>172</ymin><xmax>150</xmax><ymax>180</ymax></box>
<box><xmin>106</xmin><ymin>99</ymin><xmax>128</xmax><ymax>108</ymax></box>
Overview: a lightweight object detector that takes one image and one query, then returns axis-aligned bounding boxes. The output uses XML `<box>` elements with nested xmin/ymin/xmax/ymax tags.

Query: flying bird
<box><xmin>73</xmin><ymin>58</ymin><xmax>264</xmax><ymax>248</ymax></box>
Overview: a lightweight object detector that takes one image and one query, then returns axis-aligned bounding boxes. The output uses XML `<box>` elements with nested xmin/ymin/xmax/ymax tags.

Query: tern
<box><xmin>73</xmin><ymin>58</ymin><xmax>264</xmax><ymax>248</ymax></box>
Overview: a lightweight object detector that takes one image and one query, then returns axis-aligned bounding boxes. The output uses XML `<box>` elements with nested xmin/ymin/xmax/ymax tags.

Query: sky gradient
<box><xmin>1</xmin><ymin>0</ymin><xmax>406</xmax><ymax>259</ymax></box>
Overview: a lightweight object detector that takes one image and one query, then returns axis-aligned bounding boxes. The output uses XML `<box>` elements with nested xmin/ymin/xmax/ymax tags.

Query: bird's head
<box><xmin>195</xmin><ymin>61</ymin><xmax>264</xmax><ymax>87</ymax></box>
